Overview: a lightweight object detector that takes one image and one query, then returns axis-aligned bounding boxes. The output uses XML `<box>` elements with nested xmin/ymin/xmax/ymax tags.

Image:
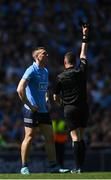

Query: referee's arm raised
<box><xmin>80</xmin><ymin>26</ymin><xmax>89</xmax><ymax>61</ymax></box>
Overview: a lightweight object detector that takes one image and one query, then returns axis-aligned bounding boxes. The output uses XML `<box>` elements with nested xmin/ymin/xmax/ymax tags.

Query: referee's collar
<box><xmin>65</xmin><ymin>66</ymin><xmax>74</xmax><ymax>70</ymax></box>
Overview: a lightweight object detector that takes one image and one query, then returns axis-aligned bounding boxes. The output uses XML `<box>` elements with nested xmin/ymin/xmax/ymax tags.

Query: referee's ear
<box><xmin>64</xmin><ymin>58</ymin><xmax>67</xmax><ymax>67</ymax></box>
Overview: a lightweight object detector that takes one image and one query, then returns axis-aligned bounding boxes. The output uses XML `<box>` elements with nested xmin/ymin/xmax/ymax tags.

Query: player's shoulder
<box><xmin>22</xmin><ymin>64</ymin><xmax>34</xmax><ymax>79</ymax></box>
<box><xmin>26</xmin><ymin>64</ymin><xmax>34</xmax><ymax>73</ymax></box>
<box><xmin>24</xmin><ymin>64</ymin><xmax>35</xmax><ymax>76</ymax></box>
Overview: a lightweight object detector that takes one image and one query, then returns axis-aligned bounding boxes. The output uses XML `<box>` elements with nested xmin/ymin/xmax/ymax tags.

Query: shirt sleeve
<box><xmin>22</xmin><ymin>67</ymin><xmax>33</xmax><ymax>81</ymax></box>
<box><xmin>53</xmin><ymin>76</ymin><xmax>61</xmax><ymax>95</ymax></box>
<box><xmin>79</xmin><ymin>58</ymin><xmax>88</xmax><ymax>72</ymax></box>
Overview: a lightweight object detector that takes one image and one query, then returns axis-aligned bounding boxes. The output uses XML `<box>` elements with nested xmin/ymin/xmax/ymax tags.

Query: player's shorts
<box><xmin>23</xmin><ymin>107</ymin><xmax>52</xmax><ymax>128</ymax></box>
<box><xmin>64</xmin><ymin>103</ymin><xmax>89</xmax><ymax>132</ymax></box>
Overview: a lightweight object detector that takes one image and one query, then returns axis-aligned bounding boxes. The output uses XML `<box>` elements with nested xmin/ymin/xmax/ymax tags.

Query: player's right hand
<box><xmin>30</xmin><ymin>105</ymin><xmax>39</xmax><ymax>112</ymax></box>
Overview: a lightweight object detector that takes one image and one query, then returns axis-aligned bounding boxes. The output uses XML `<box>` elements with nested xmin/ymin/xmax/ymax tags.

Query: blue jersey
<box><xmin>22</xmin><ymin>62</ymin><xmax>49</xmax><ymax>112</ymax></box>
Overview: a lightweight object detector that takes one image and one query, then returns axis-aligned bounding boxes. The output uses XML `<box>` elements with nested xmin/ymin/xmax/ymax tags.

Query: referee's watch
<box><xmin>82</xmin><ymin>35</ymin><xmax>88</xmax><ymax>43</ymax></box>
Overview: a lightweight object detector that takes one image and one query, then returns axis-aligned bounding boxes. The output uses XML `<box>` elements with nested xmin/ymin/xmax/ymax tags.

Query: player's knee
<box><xmin>24</xmin><ymin>132</ymin><xmax>34</xmax><ymax>142</ymax></box>
<box><xmin>25</xmin><ymin>136</ymin><xmax>32</xmax><ymax>144</ymax></box>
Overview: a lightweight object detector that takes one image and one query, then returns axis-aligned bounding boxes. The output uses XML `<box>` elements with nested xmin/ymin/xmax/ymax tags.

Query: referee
<box><xmin>53</xmin><ymin>25</ymin><xmax>89</xmax><ymax>173</ymax></box>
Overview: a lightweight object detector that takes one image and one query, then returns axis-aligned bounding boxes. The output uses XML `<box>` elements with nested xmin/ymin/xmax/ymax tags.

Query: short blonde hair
<box><xmin>32</xmin><ymin>47</ymin><xmax>45</xmax><ymax>58</ymax></box>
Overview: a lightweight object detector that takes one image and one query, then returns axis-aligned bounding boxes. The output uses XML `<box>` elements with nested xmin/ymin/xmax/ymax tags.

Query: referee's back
<box><xmin>56</xmin><ymin>59</ymin><xmax>88</xmax><ymax>106</ymax></box>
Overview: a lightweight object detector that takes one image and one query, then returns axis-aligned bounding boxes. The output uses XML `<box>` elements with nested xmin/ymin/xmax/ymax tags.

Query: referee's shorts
<box><xmin>23</xmin><ymin>107</ymin><xmax>52</xmax><ymax>128</ymax></box>
<box><xmin>64</xmin><ymin>103</ymin><xmax>89</xmax><ymax>132</ymax></box>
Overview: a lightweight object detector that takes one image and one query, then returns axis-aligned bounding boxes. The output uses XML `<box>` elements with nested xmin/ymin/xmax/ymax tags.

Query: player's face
<box><xmin>36</xmin><ymin>49</ymin><xmax>48</xmax><ymax>66</ymax></box>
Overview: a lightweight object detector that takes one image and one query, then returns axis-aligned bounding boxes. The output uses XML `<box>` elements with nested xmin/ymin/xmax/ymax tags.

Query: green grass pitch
<box><xmin>0</xmin><ymin>172</ymin><xmax>111</xmax><ymax>179</ymax></box>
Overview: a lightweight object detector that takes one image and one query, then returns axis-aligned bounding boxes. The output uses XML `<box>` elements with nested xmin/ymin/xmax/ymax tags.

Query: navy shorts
<box><xmin>23</xmin><ymin>107</ymin><xmax>52</xmax><ymax>128</ymax></box>
<box><xmin>64</xmin><ymin>103</ymin><xmax>89</xmax><ymax>132</ymax></box>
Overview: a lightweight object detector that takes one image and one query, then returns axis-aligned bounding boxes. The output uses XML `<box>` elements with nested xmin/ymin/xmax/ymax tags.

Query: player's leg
<box><xmin>39</xmin><ymin>123</ymin><xmax>61</xmax><ymax>172</ymax></box>
<box><xmin>21</xmin><ymin>127</ymin><xmax>36</xmax><ymax>167</ymax></box>
<box><xmin>39</xmin><ymin>123</ymin><xmax>57</xmax><ymax>164</ymax></box>
<box><xmin>21</xmin><ymin>107</ymin><xmax>37</xmax><ymax>174</ymax></box>
<box><xmin>39</xmin><ymin>123</ymin><xmax>69</xmax><ymax>173</ymax></box>
<box><xmin>21</xmin><ymin>127</ymin><xmax>36</xmax><ymax>174</ymax></box>
<box><xmin>55</xmin><ymin>142</ymin><xmax>65</xmax><ymax>168</ymax></box>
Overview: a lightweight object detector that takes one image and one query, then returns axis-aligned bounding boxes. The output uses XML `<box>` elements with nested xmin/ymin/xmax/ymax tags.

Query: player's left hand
<box><xmin>30</xmin><ymin>105</ymin><xmax>39</xmax><ymax>112</ymax></box>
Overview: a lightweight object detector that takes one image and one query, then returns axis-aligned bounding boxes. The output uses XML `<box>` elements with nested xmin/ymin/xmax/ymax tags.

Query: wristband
<box><xmin>82</xmin><ymin>35</ymin><xmax>88</xmax><ymax>43</ymax></box>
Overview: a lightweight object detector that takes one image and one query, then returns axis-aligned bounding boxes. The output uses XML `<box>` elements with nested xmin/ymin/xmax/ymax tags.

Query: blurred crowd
<box><xmin>0</xmin><ymin>0</ymin><xmax>111</xmax><ymax>149</ymax></box>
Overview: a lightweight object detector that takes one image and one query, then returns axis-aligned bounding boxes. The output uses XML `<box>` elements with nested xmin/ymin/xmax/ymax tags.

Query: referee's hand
<box><xmin>82</xmin><ymin>26</ymin><xmax>89</xmax><ymax>36</ymax></box>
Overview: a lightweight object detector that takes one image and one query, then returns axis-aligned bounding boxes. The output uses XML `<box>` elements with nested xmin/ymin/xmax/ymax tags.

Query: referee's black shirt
<box><xmin>54</xmin><ymin>58</ymin><xmax>88</xmax><ymax>106</ymax></box>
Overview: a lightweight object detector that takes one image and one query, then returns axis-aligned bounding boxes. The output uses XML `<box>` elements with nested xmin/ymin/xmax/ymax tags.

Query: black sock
<box><xmin>79</xmin><ymin>139</ymin><xmax>86</xmax><ymax>166</ymax></box>
<box><xmin>22</xmin><ymin>163</ymin><xmax>28</xmax><ymax>167</ymax></box>
<box><xmin>72</xmin><ymin>141</ymin><xmax>81</xmax><ymax>169</ymax></box>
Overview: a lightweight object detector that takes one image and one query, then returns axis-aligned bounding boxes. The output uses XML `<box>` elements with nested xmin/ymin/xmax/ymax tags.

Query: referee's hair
<box><xmin>64</xmin><ymin>51</ymin><xmax>76</xmax><ymax>65</ymax></box>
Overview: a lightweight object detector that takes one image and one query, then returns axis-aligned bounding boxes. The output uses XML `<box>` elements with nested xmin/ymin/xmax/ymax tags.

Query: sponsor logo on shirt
<box><xmin>39</xmin><ymin>82</ymin><xmax>48</xmax><ymax>91</ymax></box>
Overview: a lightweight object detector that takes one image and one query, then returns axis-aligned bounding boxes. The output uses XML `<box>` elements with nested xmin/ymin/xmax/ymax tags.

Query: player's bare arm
<box><xmin>80</xmin><ymin>26</ymin><xmax>89</xmax><ymax>60</ymax></box>
<box><xmin>17</xmin><ymin>79</ymin><xmax>38</xmax><ymax>112</ymax></box>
